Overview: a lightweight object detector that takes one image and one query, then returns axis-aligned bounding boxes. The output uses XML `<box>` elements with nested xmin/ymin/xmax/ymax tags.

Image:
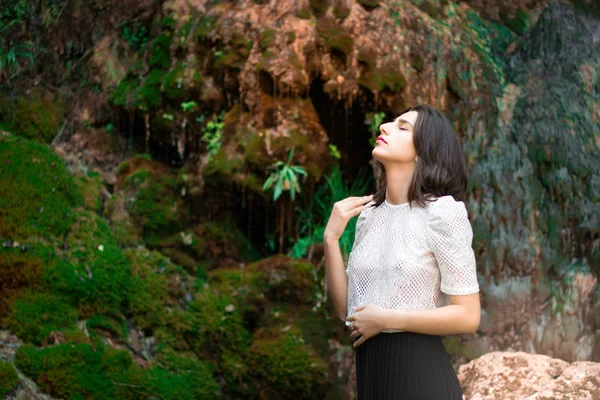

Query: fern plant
<box><xmin>262</xmin><ymin>147</ymin><xmax>307</xmax><ymax>202</ymax></box>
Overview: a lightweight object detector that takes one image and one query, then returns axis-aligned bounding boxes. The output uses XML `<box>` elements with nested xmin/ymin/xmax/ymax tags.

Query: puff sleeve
<box><xmin>426</xmin><ymin>196</ymin><xmax>480</xmax><ymax>295</ymax></box>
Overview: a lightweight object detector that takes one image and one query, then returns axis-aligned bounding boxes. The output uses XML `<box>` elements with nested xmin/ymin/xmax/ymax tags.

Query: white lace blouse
<box><xmin>345</xmin><ymin>195</ymin><xmax>480</xmax><ymax>333</ymax></box>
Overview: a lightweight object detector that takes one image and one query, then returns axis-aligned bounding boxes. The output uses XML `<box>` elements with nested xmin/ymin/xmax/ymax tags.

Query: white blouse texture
<box><xmin>345</xmin><ymin>195</ymin><xmax>480</xmax><ymax>333</ymax></box>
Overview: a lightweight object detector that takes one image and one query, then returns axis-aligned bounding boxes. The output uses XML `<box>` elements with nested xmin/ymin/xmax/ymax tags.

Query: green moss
<box><xmin>498</xmin><ymin>5</ymin><xmax>529</xmax><ymax>35</ymax></box>
<box><xmin>0</xmin><ymin>90</ymin><xmax>66</xmax><ymax>144</ymax></box>
<box><xmin>358</xmin><ymin>68</ymin><xmax>406</xmax><ymax>93</ymax></box>
<box><xmin>194</xmin><ymin>16</ymin><xmax>217</xmax><ymax>41</ymax></box>
<box><xmin>0</xmin><ymin>248</ymin><xmax>45</xmax><ymax>317</ymax></box>
<box><xmin>123</xmin><ymin>247</ymin><xmax>190</xmax><ymax>329</ymax></box>
<box><xmin>15</xmin><ymin>339</ymin><xmax>157</xmax><ymax>399</ymax></box>
<box><xmin>256</xmin><ymin>50</ymin><xmax>276</xmax><ymax>73</ymax></box>
<box><xmin>162</xmin><ymin>65</ymin><xmax>187</xmax><ymax>100</ymax></box>
<box><xmin>333</xmin><ymin>5</ymin><xmax>350</xmax><ymax>19</ymax></box>
<box><xmin>316</xmin><ymin>18</ymin><xmax>354</xmax><ymax>56</ymax></box>
<box><xmin>260</xmin><ymin>29</ymin><xmax>276</xmax><ymax>51</ymax></box>
<box><xmin>104</xmin><ymin>191</ymin><xmax>143</xmax><ymax>248</ymax></box>
<box><xmin>74</xmin><ymin>171</ymin><xmax>104</xmax><ymax>213</ymax></box>
<box><xmin>215</xmin><ymin>33</ymin><xmax>253</xmax><ymax>70</ymax></box>
<box><xmin>151</xmin><ymin>346</ymin><xmax>221</xmax><ymax>399</ymax></box>
<box><xmin>128</xmin><ymin>173</ymin><xmax>186</xmax><ymax>244</ymax></box>
<box><xmin>309</xmin><ymin>0</ymin><xmax>329</xmax><ymax>17</ymax></box>
<box><xmin>190</xmin><ymin>286</ymin><xmax>252</xmax><ymax>359</ymax></box>
<box><xmin>0</xmin><ymin>361</ymin><xmax>19</xmax><ymax>398</ymax></box>
<box><xmin>45</xmin><ymin>209</ymin><xmax>133</xmax><ymax>317</ymax></box>
<box><xmin>295</xmin><ymin>7</ymin><xmax>312</xmax><ymax>19</ymax></box>
<box><xmin>86</xmin><ymin>314</ymin><xmax>126</xmax><ymax>340</ymax></box>
<box><xmin>284</xmin><ymin>31</ymin><xmax>296</xmax><ymax>43</ymax></box>
<box><xmin>124</xmin><ymin>168</ymin><xmax>152</xmax><ymax>187</ymax></box>
<box><xmin>357</xmin><ymin>48</ymin><xmax>376</xmax><ymax>69</ymax></box>
<box><xmin>3</xmin><ymin>289</ymin><xmax>78</xmax><ymax>346</ymax></box>
<box><xmin>0</xmin><ymin>133</ymin><xmax>82</xmax><ymax>242</ymax></box>
<box><xmin>248</xmin><ymin>325</ymin><xmax>327</xmax><ymax>399</ymax></box>
<box><xmin>247</xmin><ymin>256</ymin><xmax>320</xmax><ymax>305</ymax></box>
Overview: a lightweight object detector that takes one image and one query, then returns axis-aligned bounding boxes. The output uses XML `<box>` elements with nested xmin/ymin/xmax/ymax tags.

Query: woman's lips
<box><xmin>377</xmin><ymin>137</ymin><xmax>386</xmax><ymax>143</ymax></box>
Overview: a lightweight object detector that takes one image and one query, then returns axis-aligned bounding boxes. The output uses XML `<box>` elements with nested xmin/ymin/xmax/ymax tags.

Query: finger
<box><xmin>355</xmin><ymin>305</ymin><xmax>366</xmax><ymax>312</ymax></box>
<box><xmin>340</xmin><ymin>194</ymin><xmax>374</xmax><ymax>210</ymax></box>
<box><xmin>351</xmin><ymin>330</ymin><xmax>362</xmax><ymax>339</ymax></box>
<box><xmin>354</xmin><ymin>335</ymin><xmax>366</xmax><ymax>347</ymax></box>
<box><xmin>346</xmin><ymin>315</ymin><xmax>354</xmax><ymax>322</ymax></box>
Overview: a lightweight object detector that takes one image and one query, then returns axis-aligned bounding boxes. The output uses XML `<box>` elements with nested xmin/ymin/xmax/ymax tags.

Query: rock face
<box><xmin>457</xmin><ymin>351</ymin><xmax>600</xmax><ymax>400</ymax></box>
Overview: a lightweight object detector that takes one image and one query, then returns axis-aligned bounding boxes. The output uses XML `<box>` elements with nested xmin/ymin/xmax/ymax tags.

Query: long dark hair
<box><xmin>372</xmin><ymin>104</ymin><xmax>468</xmax><ymax>209</ymax></box>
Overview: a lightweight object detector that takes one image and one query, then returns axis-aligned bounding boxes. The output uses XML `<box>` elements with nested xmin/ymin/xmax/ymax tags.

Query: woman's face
<box><xmin>372</xmin><ymin>110</ymin><xmax>418</xmax><ymax>164</ymax></box>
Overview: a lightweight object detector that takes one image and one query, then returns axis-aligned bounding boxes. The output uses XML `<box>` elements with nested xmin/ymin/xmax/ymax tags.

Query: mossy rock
<box><xmin>358</xmin><ymin>67</ymin><xmax>406</xmax><ymax>93</ymax></box>
<box><xmin>0</xmin><ymin>89</ymin><xmax>66</xmax><ymax>144</ymax></box>
<box><xmin>193</xmin><ymin>16</ymin><xmax>218</xmax><ymax>41</ymax></box>
<box><xmin>150</xmin><ymin>219</ymin><xmax>260</xmax><ymax>274</ymax></box>
<box><xmin>248</xmin><ymin>325</ymin><xmax>328</xmax><ymax>399</ymax></box>
<box><xmin>3</xmin><ymin>289</ymin><xmax>78</xmax><ymax>346</ymax></box>
<box><xmin>208</xmin><ymin>267</ymin><xmax>265</xmax><ymax>327</ymax></box>
<box><xmin>74</xmin><ymin>170</ymin><xmax>104</xmax><ymax>213</ymax></box>
<box><xmin>45</xmin><ymin>208</ymin><xmax>133</xmax><ymax>317</ymax></box>
<box><xmin>316</xmin><ymin>17</ymin><xmax>354</xmax><ymax>56</ymax></box>
<box><xmin>256</xmin><ymin>303</ymin><xmax>332</xmax><ymax>359</ymax></box>
<box><xmin>86</xmin><ymin>314</ymin><xmax>127</xmax><ymax>340</ymax></box>
<box><xmin>189</xmin><ymin>286</ymin><xmax>253</xmax><ymax>360</ymax></box>
<box><xmin>104</xmin><ymin>190</ymin><xmax>143</xmax><ymax>248</ymax></box>
<box><xmin>333</xmin><ymin>3</ymin><xmax>350</xmax><ymax>19</ymax></box>
<box><xmin>247</xmin><ymin>255</ymin><xmax>320</xmax><ymax>305</ymax></box>
<box><xmin>295</xmin><ymin>7</ymin><xmax>312</xmax><ymax>19</ymax></box>
<box><xmin>0</xmin><ymin>133</ymin><xmax>82</xmax><ymax>243</ymax></box>
<box><xmin>115</xmin><ymin>159</ymin><xmax>187</xmax><ymax>245</ymax></box>
<box><xmin>215</xmin><ymin>32</ymin><xmax>253</xmax><ymax>70</ymax></box>
<box><xmin>0</xmin><ymin>360</ymin><xmax>19</xmax><ymax>398</ymax></box>
<box><xmin>123</xmin><ymin>247</ymin><xmax>194</xmax><ymax>330</ymax></box>
<box><xmin>0</xmin><ymin>248</ymin><xmax>45</xmax><ymax>318</ymax></box>
<box><xmin>152</xmin><ymin>346</ymin><xmax>221</xmax><ymax>399</ymax></box>
<box><xmin>15</xmin><ymin>339</ymin><xmax>157</xmax><ymax>399</ymax></box>
<box><xmin>260</xmin><ymin>29</ymin><xmax>276</xmax><ymax>51</ymax></box>
<box><xmin>309</xmin><ymin>0</ymin><xmax>329</xmax><ymax>17</ymax></box>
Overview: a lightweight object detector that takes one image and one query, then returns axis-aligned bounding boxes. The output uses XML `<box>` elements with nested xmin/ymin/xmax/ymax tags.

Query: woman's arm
<box><xmin>324</xmin><ymin>237</ymin><xmax>349</xmax><ymax>322</ymax></box>
<box><xmin>381</xmin><ymin>293</ymin><xmax>480</xmax><ymax>335</ymax></box>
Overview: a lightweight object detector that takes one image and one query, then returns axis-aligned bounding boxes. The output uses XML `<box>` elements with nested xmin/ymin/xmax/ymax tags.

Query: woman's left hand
<box><xmin>346</xmin><ymin>304</ymin><xmax>389</xmax><ymax>347</ymax></box>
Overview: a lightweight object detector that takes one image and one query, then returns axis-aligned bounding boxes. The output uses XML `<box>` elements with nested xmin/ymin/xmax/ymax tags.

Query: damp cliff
<box><xmin>1</xmin><ymin>0</ymin><xmax>599</xmax><ymax>399</ymax></box>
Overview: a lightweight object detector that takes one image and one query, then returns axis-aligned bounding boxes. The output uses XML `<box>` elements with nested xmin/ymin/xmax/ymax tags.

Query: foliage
<box><xmin>262</xmin><ymin>147</ymin><xmax>307</xmax><ymax>201</ymax></box>
<box><xmin>289</xmin><ymin>163</ymin><xmax>373</xmax><ymax>259</ymax></box>
<box><xmin>198</xmin><ymin>111</ymin><xmax>225</xmax><ymax>163</ymax></box>
<box><xmin>0</xmin><ymin>40</ymin><xmax>34</xmax><ymax>79</ymax></box>
<box><xmin>121</xmin><ymin>20</ymin><xmax>150</xmax><ymax>51</ymax></box>
<box><xmin>365</xmin><ymin>111</ymin><xmax>385</xmax><ymax>147</ymax></box>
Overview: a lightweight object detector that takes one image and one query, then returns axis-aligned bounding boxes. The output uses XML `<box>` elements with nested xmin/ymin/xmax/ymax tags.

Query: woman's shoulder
<box><xmin>425</xmin><ymin>195</ymin><xmax>468</xmax><ymax>224</ymax></box>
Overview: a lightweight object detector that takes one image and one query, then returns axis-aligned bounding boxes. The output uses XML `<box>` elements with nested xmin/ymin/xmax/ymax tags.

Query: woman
<box><xmin>323</xmin><ymin>104</ymin><xmax>481</xmax><ymax>399</ymax></box>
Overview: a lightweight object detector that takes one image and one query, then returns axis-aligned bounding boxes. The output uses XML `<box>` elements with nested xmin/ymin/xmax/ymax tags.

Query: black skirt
<box><xmin>355</xmin><ymin>331</ymin><xmax>463</xmax><ymax>399</ymax></box>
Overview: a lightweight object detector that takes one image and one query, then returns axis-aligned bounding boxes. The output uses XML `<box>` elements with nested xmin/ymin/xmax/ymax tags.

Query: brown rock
<box><xmin>457</xmin><ymin>351</ymin><xmax>600</xmax><ymax>399</ymax></box>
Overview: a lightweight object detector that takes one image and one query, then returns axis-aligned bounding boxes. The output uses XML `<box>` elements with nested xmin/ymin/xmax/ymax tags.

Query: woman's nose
<box><xmin>379</xmin><ymin>125</ymin><xmax>388</xmax><ymax>135</ymax></box>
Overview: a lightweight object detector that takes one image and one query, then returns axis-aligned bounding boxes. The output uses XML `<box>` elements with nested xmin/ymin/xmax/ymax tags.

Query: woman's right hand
<box><xmin>323</xmin><ymin>194</ymin><xmax>375</xmax><ymax>242</ymax></box>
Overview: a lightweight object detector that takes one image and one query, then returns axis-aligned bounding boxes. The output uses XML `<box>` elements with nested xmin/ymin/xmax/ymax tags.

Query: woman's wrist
<box><xmin>380</xmin><ymin>308</ymin><xmax>405</xmax><ymax>331</ymax></box>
